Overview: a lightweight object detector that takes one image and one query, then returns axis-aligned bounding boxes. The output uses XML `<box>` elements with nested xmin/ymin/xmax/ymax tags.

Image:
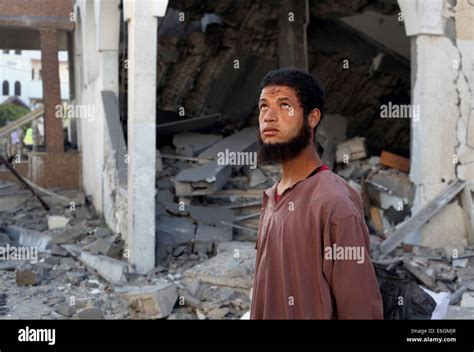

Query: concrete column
<box><xmin>124</xmin><ymin>0</ymin><xmax>168</xmax><ymax>273</ymax></box>
<box><xmin>40</xmin><ymin>29</ymin><xmax>64</xmax><ymax>153</ymax></box>
<box><xmin>399</xmin><ymin>0</ymin><xmax>471</xmax><ymax>248</ymax></box>
<box><xmin>278</xmin><ymin>0</ymin><xmax>309</xmax><ymax>70</ymax></box>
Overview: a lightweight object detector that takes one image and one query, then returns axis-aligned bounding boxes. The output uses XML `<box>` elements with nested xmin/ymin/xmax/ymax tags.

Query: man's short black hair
<box><xmin>259</xmin><ymin>67</ymin><xmax>325</xmax><ymax>127</ymax></box>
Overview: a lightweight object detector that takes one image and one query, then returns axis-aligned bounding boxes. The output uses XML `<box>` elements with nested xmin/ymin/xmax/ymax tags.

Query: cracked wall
<box><xmin>406</xmin><ymin>0</ymin><xmax>474</xmax><ymax>248</ymax></box>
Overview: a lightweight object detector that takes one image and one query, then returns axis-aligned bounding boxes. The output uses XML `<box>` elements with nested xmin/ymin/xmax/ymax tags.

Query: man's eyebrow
<box><xmin>258</xmin><ymin>96</ymin><xmax>292</xmax><ymax>104</ymax></box>
<box><xmin>276</xmin><ymin>97</ymin><xmax>292</xmax><ymax>102</ymax></box>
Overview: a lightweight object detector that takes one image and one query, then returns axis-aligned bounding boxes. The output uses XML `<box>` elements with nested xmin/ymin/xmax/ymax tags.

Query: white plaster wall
<box><xmin>403</xmin><ymin>0</ymin><xmax>473</xmax><ymax>247</ymax></box>
<box><xmin>74</xmin><ymin>0</ymin><xmax>129</xmax><ymax>243</ymax></box>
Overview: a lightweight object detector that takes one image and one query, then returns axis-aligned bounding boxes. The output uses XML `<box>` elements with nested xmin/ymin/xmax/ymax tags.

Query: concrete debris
<box><xmin>63</xmin><ymin>245</ymin><xmax>128</xmax><ymax>284</ymax></box>
<box><xmin>188</xmin><ymin>205</ymin><xmax>234</xmax><ymax>226</ymax></box>
<box><xmin>47</xmin><ymin>215</ymin><xmax>70</xmax><ymax>230</ymax></box>
<box><xmin>183</xmin><ymin>248</ymin><xmax>255</xmax><ymax>289</ymax></box>
<box><xmin>173</xmin><ymin>132</ymin><xmax>223</xmax><ymax>157</ymax></box>
<box><xmin>175</xmin><ymin>161</ymin><xmax>231</xmax><ymax>196</ymax></box>
<box><xmin>117</xmin><ymin>281</ymin><xmax>178</xmax><ymax>319</ymax></box>
<box><xmin>175</xmin><ymin>127</ymin><xmax>257</xmax><ymax>196</ymax></box>
<box><xmin>367</xmin><ymin>168</ymin><xmax>415</xmax><ymax>206</ymax></box>
<box><xmin>83</xmin><ymin>238</ymin><xmax>123</xmax><ymax>259</ymax></box>
<box><xmin>194</xmin><ymin>223</ymin><xmax>233</xmax><ymax>253</ymax></box>
<box><xmin>93</xmin><ymin>227</ymin><xmax>111</xmax><ymax>238</ymax></box>
<box><xmin>156</xmin><ymin>216</ymin><xmax>196</xmax><ymax>247</ymax></box>
<box><xmin>76</xmin><ymin>307</ymin><xmax>104</xmax><ymax>320</ymax></box>
<box><xmin>244</xmin><ymin>167</ymin><xmax>267</xmax><ymax>188</ymax></box>
<box><xmin>50</xmin><ymin>244</ymin><xmax>69</xmax><ymax>257</ymax></box>
<box><xmin>336</xmin><ymin>136</ymin><xmax>367</xmax><ymax>163</ymax></box>
<box><xmin>15</xmin><ymin>263</ymin><xmax>48</xmax><ymax>286</ymax></box>
<box><xmin>5</xmin><ymin>226</ymin><xmax>53</xmax><ymax>252</ymax></box>
<box><xmin>56</xmin><ymin>304</ymin><xmax>76</xmax><ymax>317</ymax></box>
<box><xmin>460</xmin><ymin>293</ymin><xmax>474</xmax><ymax>308</ymax></box>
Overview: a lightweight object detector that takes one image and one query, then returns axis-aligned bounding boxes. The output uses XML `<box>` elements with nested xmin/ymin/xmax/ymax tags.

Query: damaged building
<box><xmin>0</xmin><ymin>0</ymin><xmax>473</xmax><ymax>320</ymax></box>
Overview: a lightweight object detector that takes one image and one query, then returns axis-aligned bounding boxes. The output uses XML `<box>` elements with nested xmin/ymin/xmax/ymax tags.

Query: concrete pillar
<box><xmin>40</xmin><ymin>29</ymin><xmax>64</xmax><ymax>153</ymax></box>
<box><xmin>278</xmin><ymin>0</ymin><xmax>309</xmax><ymax>70</ymax></box>
<box><xmin>398</xmin><ymin>0</ymin><xmax>471</xmax><ymax>247</ymax></box>
<box><xmin>124</xmin><ymin>0</ymin><xmax>168</xmax><ymax>273</ymax></box>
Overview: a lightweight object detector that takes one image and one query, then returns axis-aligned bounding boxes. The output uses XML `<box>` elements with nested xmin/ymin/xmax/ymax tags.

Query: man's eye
<box><xmin>260</xmin><ymin>105</ymin><xmax>268</xmax><ymax>110</ymax></box>
<box><xmin>281</xmin><ymin>103</ymin><xmax>290</xmax><ymax>109</ymax></box>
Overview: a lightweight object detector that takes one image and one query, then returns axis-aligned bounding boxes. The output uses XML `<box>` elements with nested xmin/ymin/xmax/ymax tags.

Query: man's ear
<box><xmin>308</xmin><ymin>108</ymin><xmax>321</xmax><ymax>130</ymax></box>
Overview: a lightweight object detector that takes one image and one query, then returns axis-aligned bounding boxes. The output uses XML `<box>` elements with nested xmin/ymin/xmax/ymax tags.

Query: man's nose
<box><xmin>263</xmin><ymin>107</ymin><xmax>278</xmax><ymax>122</ymax></box>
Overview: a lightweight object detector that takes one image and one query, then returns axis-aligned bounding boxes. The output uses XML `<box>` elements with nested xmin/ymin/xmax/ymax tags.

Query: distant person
<box><xmin>23</xmin><ymin>127</ymin><xmax>33</xmax><ymax>151</ymax></box>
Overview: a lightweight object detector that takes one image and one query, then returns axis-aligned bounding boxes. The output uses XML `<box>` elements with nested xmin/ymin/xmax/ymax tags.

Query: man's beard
<box><xmin>257</xmin><ymin>119</ymin><xmax>311</xmax><ymax>164</ymax></box>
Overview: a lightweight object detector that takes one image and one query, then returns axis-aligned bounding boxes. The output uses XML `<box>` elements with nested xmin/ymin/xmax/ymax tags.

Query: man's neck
<box><xmin>278</xmin><ymin>144</ymin><xmax>322</xmax><ymax>193</ymax></box>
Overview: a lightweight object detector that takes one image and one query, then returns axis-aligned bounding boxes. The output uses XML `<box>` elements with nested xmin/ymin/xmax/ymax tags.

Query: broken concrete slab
<box><xmin>47</xmin><ymin>225</ymin><xmax>87</xmax><ymax>245</ymax></box>
<box><xmin>183</xmin><ymin>248</ymin><xmax>255</xmax><ymax>289</ymax></box>
<box><xmin>156</xmin><ymin>216</ymin><xmax>196</xmax><ymax>246</ymax></box>
<box><xmin>5</xmin><ymin>226</ymin><xmax>52</xmax><ymax>252</ymax></box>
<box><xmin>173</xmin><ymin>132</ymin><xmax>223</xmax><ymax>157</ymax></box>
<box><xmin>380</xmin><ymin>180</ymin><xmax>467</xmax><ymax>255</ymax></box>
<box><xmin>62</xmin><ymin>244</ymin><xmax>128</xmax><ymax>284</ymax></box>
<box><xmin>175</xmin><ymin>161</ymin><xmax>232</xmax><ymax>196</ymax></box>
<box><xmin>156</xmin><ymin>189</ymin><xmax>185</xmax><ymax>215</ymax></box>
<box><xmin>336</xmin><ymin>137</ymin><xmax>367</xmax><ymax>163</ymax></box>
<box><xmin>93</xmin><ymin>227</ymin><xmax>111</xmax><ymax>238</ymax></box>
<box><xmin>198</xmin><ymin>127</ymin><xmax>257</xmax><ymax>160</ymax></box>
<box><xmin>50</xmin><ymin>244</ymin><xmax>69</xmax><ymax>257</ymax></box>
<box><xmin>243</xmin><ymin>167</ymin><xmax>267</xmax><ymax>188</ymax></box>
<box><xmin>367</xmin><ymin>168</ymin><xmax>415</xmax><ymax>205</ymax></box>
<box><xmin>175</xmin><ymin>127</ymin><xmax>258</xmax><ymax>196</ymax></box>
<box><xmin>47</xmin><ymin>215</ymin><xmax>70</xmax><ymax>230</ymax></box>
<box><xmin>177</xmin><ymin>288</ymin><xmax>202</xmax><ymax>309</ymax></box>
<box><xmin>117</xmin><ymin>281</ymin><xmax>178</xmax><ymax>319</ymax></box>
<box><xmin>460</xmin><ymin>292</ymin><xmax>474</xmax><ymax>307</ymax></box>
<box><xmin>194</xmin><ymin>224</ymin><xmax>233</xmax><ymax>253</ymax></box>
<box><xmin>188</xmin><ymin>205</ymin><xmax>234</xmax><ymax>226</ymax></box>
<box><xmin>83</xmin><ymin>238</ymin><xmax>122</xmax><ymax>259</ymax></box>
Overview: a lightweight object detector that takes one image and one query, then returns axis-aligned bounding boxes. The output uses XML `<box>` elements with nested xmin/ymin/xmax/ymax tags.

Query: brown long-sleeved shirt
<box><xmin>250</xmin><ymin>167</ymin><xmax>383</xmax><ymax>319</ymax></box>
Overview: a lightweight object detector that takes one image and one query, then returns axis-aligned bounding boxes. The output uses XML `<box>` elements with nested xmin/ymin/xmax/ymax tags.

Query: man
<box><xmin>251</xmin><ymin>67</ymin><xmax>383</xmax><ymax>319</ymax></box>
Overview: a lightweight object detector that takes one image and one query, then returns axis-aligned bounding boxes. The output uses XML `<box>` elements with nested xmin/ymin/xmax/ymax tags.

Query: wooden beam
<box><xmin>0</xmin><ymin>155</ymin><xmax>49</xmax><ymax>210</ymax></box>
<box><xmin>0</xmin><ymin>107</ymin><xmax>44</xmax><ymax>137</ymax></box>
<box><xmin>380</xmin><ymin>180</ymin><xmax>466</xmax><ymax>255</ymax></box>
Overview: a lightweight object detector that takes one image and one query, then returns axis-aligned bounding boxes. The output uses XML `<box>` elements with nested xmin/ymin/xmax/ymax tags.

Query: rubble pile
<box><xmin>331</xmin><ymin>135</ymin><xmax>474</xmax><ymax>318</ymax></box>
